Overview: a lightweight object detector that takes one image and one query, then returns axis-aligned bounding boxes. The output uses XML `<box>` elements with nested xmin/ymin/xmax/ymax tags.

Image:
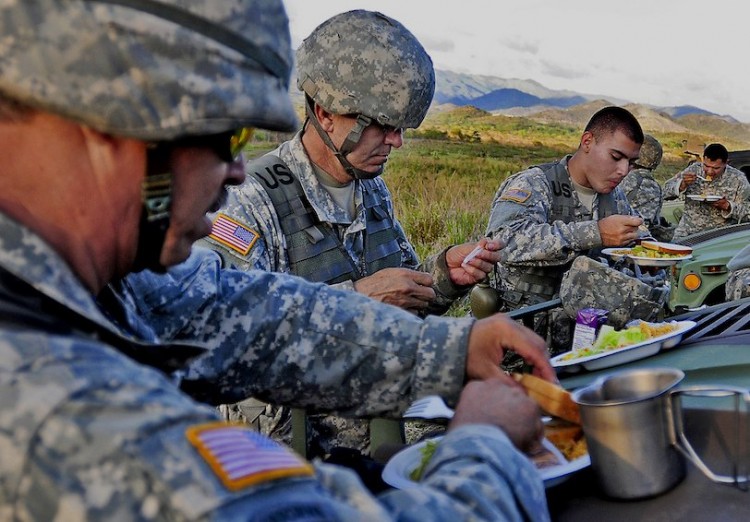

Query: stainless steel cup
<box><xmin>573</xmin><ymin>368</ymin><xmax>749</xmax><ymax>499</ymax></box>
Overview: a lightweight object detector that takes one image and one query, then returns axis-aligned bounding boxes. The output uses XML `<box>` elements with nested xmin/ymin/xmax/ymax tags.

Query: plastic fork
<box><xmin>403</xmin><ymin>395</ymin><xmax>455</xmax><ymax>420</ymax></box>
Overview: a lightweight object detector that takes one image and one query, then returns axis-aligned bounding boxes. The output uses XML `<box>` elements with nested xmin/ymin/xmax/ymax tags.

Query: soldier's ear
<box><xmin>313</xmin><ymin>103</ymin><xmax>336</xmax><ymax>132</ymax></box>
<box><xmin>580</xmin><ymin>131</ymin><xmax>595</xmax><ymax>152</ymax></box>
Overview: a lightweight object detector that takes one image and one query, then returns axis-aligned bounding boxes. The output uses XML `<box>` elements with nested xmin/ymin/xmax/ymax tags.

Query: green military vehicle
<box><xmin>667</xmin><ymin>223</ymin><xmax>750</xmax><ymax>314</ymax></box>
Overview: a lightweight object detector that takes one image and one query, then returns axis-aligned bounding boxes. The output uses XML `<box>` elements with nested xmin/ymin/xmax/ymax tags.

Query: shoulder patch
<box><xmin>186</xmin><ymin>422</ymin><xmax>314</xmax><ymax>491</ymax></box>
<box><xmin>209</xmin><ymin>214</ymin><xmax>260</xmax><ymax>256</ymax></box>
<box><xmin>500</xmin><ymin>188</ymin><xmax>531</xmax><ymax>203</ymax></box>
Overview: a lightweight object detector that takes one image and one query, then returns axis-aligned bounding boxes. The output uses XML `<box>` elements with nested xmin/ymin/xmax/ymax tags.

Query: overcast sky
<box><xmin>282</xmin><ymin>0</ymin><xmax>750</xmax><ymax>123</ymax></box>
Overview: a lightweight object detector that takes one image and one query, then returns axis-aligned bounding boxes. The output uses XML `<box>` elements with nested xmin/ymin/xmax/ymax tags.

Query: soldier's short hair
<box><xmin>703</xmin><ymin>143</ymin><xmax>729</xmax><ymax>162</ymax></box>
<box><xmin>584</xmin><ymin>106</ymin><xmax>644</xmax><ymax>145</ymax></box>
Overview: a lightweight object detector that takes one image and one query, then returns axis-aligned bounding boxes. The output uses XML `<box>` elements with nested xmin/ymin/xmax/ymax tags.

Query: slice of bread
<box><xmin>640</xmin><ymin>240</ymin><xmax>693</xmax><ymax>256</ymax></box>
<box><xmin>513</xmin><ymin>373</ymin><xmax>581</xmax><ymax>425</ymax></box>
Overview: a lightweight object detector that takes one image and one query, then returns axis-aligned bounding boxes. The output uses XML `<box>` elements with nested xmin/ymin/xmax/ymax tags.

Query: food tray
<box><xmin>551</xmin><ymin>320</ymin><xmax>697</xmax><ymax>372</ymax></box>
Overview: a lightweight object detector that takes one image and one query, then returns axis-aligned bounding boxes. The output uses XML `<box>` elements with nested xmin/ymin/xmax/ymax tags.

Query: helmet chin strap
<box><xmin>305</xmin><ymin>98</ymin><xmax>383</xmax><ymax>180</ymax></box>
<box><xmin>132</xmin><ymin>145</ymin><xmax>173</xmax><ymax>273</ymax></box>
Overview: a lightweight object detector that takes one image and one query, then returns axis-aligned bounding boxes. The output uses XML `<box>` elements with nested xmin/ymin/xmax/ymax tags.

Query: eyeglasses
<box><xmin>167</xmin><ymin>127</ymin><xmax>255</xmax><ymax>163</ymax></box>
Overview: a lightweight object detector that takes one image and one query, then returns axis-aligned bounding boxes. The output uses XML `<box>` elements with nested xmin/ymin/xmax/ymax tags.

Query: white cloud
<box><xmin>283</xmin><ymin>0</ymin><xmax>750</xmax><ymax>122</ymax></box>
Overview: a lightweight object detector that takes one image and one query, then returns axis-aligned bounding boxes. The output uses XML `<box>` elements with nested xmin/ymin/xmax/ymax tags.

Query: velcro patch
<box><xmin>186</xmin><ymin>422</ymin><xmax>314</xmax><ymax>491</ymax></box>
<box><xmin>500</xmin><ymin>188</ymin><xmax>532</xmax><ymax>203</ymax></box>
<box><xmin>209</xmin><ymin>214</ymin><xmax>260</xmax><ymax>256</ymax></box>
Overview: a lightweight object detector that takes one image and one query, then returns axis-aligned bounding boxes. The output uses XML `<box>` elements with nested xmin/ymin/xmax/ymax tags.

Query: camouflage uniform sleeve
<box><xmin>418</xmin><ymin>247</ymin><xmax>471</xmax><ymax>315</ymax></box>
<box><xmin>120</xmin><ymin>247</ymin><xmax>471</xmax><ymax>417</ymax></box>
<box><xmin>722</xmin><ymin>168</ymin><xmax>750</xmax><ymax>221</ymax></box>
<box><xmin>486</xmin><ymin>170</ymin><xmax>602</xmax><ymax>266</ymax></box>
<box><xmin>376</xmin><ymin>425</ymin><xmax>549</xmax><ymax>521</ymax></box>
<box><xmin>201</xmin><ymin>176</ymin><xmax>285</xmax><ymax>272</ymax></box>
<box><xmin>663</xmin><ymin>165</ymin><xmax>695</xmax><ymax>199</ymax></box>
<box><xmin>12</xmin><ymin>335</ymin><xmax>537</xmax><ymax>520</ymax></box>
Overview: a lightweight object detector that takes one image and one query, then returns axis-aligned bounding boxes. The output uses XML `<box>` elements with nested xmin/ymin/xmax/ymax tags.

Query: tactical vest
<box><xmin>247</xmin><ymin>155</ymin><xmax>402</xmax><ymax>284</ymax></box>
<box><xmin>513</xmin><ymin>161</ymin><xmax>618</xmax><ymax>303</ymax></box>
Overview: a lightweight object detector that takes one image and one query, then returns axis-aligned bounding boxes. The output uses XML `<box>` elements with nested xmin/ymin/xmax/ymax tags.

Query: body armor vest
<box><xmin>513</xmin><ymin>161</ymin><xmax>619</xmax><ymax>302</ymax></box>
<box><xmin>247</xmin><ymin>155</ymin><xmax>402</xmax><ymax>284</ymax></box>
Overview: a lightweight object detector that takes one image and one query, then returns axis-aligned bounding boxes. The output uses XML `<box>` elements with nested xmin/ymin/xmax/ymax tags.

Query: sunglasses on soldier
<box><xmin>166</xmin><ymin>127</ymin><xmax>254</xmax><ymax>163</ymax></box>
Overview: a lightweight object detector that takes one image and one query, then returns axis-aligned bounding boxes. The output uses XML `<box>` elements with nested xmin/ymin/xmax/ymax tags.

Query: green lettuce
<box><xmin>593</xmin><ymin>324</ymin><xmax>648</xmax><ymax>350</ymax></box>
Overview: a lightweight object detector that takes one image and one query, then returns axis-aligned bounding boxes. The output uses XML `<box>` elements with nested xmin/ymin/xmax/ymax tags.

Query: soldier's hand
<box><xmin>465</xmin><ymin>313</ymin><xmax>555</xmax><ymax>383</ymax></box>
<box><xmin>712</xmin><ymin>197</ymin><xmax>731</xmax><ymax>212</ymax></box>
<box><xmin>450</xmin><ymin>378</ymin><xmax>543</xmax><ymax>453</ymax></box>
<box><xmin>445</xmin><ymin>238</ymin><xmax>503</xmax><ymax>286</ymax></box>
<box><xmin>679</xmin><ymin>172</ymin><xmax>697</xmax><ymax>191</ymax></box>
<box><xmin>598</xmin><ymin>215</ymin><xmax>643</xmax><ymax>246</ymax></box>
<box><xmin>353</xmin><ymin>267</ymin><xmax>435</xmax><ymax>313</ymax></box>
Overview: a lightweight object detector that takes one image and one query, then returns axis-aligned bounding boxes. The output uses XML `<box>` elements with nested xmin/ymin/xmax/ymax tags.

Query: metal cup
<box><xmin>573</xmin><ymin>368</ymin><xmax>749</xmax><ymax>499</ymax></box>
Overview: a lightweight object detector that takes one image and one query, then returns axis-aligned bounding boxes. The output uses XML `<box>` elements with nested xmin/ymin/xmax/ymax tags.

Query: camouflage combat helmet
<box><xmin>0</xmin><ymin>0</ymin><xmax>297</xmax><ymax>140</ymax></box>
<box><xmin>0</xmin><ymin>0</ymin><xmax>297</xmax><ymax>271</ymax></box>
<box><xmin>635</xmin><ymin>134</ymin><xmax>664</xmax><ymax>170</ymax></box>
<box><xmin>297</xmin><ymin>9</ymin><xmax>435</xmax><ymax>130</ymax></box>
<box><xmin>296</xmin><ymin>9</ymin><xmax>435</xmax><ymax>179</ymax></box>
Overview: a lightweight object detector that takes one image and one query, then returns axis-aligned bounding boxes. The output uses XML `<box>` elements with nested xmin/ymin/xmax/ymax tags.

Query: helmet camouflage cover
<box><xmin>0</xmin><ymin>0</ymin><xmax>298</xmax><ymax>140</ymax></box>
<box><xmin>635</xmin><ymin>134</ymin><xmax>664</xmax><ymax>170</ymax></box>
<box><xmin>296</xmin><ymin>9</ymin><xmax>435</xmax><ymax>129</ymax></box>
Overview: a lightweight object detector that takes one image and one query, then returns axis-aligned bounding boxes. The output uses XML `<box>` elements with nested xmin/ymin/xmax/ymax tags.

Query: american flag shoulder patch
<box><xmin>500</xmin><ymin>188</ymin><xmax>531</xmax><ymax>203</ymax></box>
<box><xmin>209</xmin><ymin>214</ymin><xmax>260</xmax><ymax>256</ymax></box>
<box><xmin>186</xmin><ymin>422</ymin><xmax>314</xmax><ymax>491</ymax></box>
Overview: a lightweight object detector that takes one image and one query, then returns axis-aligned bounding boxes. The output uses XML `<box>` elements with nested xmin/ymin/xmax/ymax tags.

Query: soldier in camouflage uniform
<box><xmin>202</xmin><ymin>10</ymin><xmax>501</xmax><ymax>458</ymax></box>
<box><xmin>664</xmin><ymin>143</ymin><xmax>750</xmax><ymax>242</ymax></box>
<box><xmin>0</xmin><ymin>1</ymin><xmax>554</xmax><ymax>519</ymax></box>
<box><xmin>620</xmin><ymin>134</ymin><xmax>674</xmax><ymax>241</ymax></box>
<box><xmin>486</xmin><ymin>106</ymin><xmax>645</xmax><ymax>357</ymax></box>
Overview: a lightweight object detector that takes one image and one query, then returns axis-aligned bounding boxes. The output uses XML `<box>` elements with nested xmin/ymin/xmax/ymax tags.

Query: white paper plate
<box><xmin>382</xmin><ymin>436</ymin><xmax>590</xmax><ymax>490</ymax></box>
<box><xmin>602</xmin><ymin>247</ymin><xmax>692</xmax><ymax>267</ymax></box>
<box><xmin>687</xmin><ymin>194</ymin><xmax>723</xmax><ymax>202</ymax></box>
<box><xmin>551</xmin><ymin>320</ymin><xmax>697</xmax><ymax>371</ymax></box>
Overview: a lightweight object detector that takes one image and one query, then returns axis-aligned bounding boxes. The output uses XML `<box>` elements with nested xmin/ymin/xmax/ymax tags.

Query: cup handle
<box><xmin>668</xmin><ymin>385</ymin><xmax>750</xmax><ymax>485</ymax></box>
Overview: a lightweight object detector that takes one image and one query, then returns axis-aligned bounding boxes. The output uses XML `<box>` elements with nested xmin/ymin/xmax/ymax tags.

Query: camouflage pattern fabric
<box><xmin>0</xmin><ymin>0</ymin><xmax>298</xmax><ymax>140</ymax></box>
<box><xmin>202</xmin><ymin>132</ymin><xmax>468</xmax><ymax>457</ymax></box>
<box><xmin>725</xmin><ymin>268</ymin><xmax>750</xmax><ymax>301</ymax></box>
<box><xmin>0</xmin><ymin>210</ymin><xmax>550</xmax><ymax>520</ymax></box>
<box><xmin>559</xmin><ymin>256</ymin><xmax>669</xmax><ymax>329</ymax></box>
<box><xmin>296</xmin><ymin>10</ymin><xmax>435</xmax><ymax>129</ymax></box>
<box><xmin>485</xmin><ymin>155</ymin><xmax>636</xmax><ymax>354</ymax></box>
<box><xmin>620</xmin><ymin>167</ymin><xmax>663</xmax><ymax>226</ymax></box>
<box><xmin>725</xmin><ymin>244</ymin><xmax>750</xmax><ymax>301</ymax></box>
<box><xmin>663</xmin><ymin>163</ymin><xmax>750</xmax><ymax>242</ymax></box>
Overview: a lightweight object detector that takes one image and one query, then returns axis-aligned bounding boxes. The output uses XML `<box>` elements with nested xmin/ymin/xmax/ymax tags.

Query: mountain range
<box><xmin>430</xmin><ymin>70</ymin><xmax>750</xmax><ymax>147</ymax></box>
<box><xmin>433</xmin><ymin>70</ymin><xmax>723</xmax><ymax>121</ymax></box>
